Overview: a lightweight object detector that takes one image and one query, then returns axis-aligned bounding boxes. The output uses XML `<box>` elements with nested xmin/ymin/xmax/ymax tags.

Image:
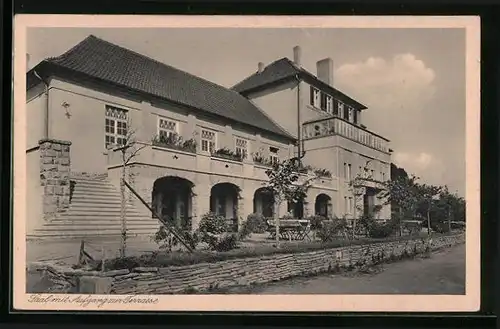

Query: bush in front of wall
<box><xmin>238</xmin><ymin>213</ymin><xmax>268</xmax><ymax>240</ymax></box>
<box><xmin>307</xmin><ymin>215</ymin><xmax>327</xmax><ymax>230</ymax></box>
<box><xmin>316</xmin><ymin>217</ymin><xmax>350</xmax><ymax>243</ymax></box>
<box><xmin>197</xmin><ymin>212</ymin><xmax>239</xmax><ymax>251</ymax></box>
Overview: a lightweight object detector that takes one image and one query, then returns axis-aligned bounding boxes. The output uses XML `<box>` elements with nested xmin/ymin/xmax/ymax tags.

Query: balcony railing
<box><xmin>302</xmin><ymin>116</ymin><xmax>390</xmax><ymax>153</ymax></box>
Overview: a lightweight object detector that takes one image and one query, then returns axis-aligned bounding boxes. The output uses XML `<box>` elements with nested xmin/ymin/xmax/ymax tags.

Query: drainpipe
<box><xmin>294</xmin><ymin>74</ymin><xmax>303</xmax><ymax>163</ymax></box>
<box><xmin>33</xmin><ymin>70</ymin><xmax>49</xmax><ymax>139</ymax></box>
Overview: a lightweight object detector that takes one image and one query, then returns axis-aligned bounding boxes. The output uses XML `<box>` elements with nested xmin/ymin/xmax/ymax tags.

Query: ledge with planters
<box><xmin>29</xmin><ymin>232</ymin><xmax>464</xmax><ymax>294</ymax></box>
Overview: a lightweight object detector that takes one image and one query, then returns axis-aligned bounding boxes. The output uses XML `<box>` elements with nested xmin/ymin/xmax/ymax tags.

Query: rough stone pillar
<box><xmin>39</xmin><ymin>139</ymin><xmax>71</xmax><ymax>221</ymax></box>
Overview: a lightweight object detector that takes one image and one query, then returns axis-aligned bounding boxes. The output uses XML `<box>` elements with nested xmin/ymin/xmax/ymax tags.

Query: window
<box><xmin>382</xmin><ymin>172</ymin><xmax>386</xmax><ymax>181</ymax></box>
<box><xmin>343</xmin><ymin>163</ymin><xmax>347</xmax><ymax>178</ymax></box>
<box><xmin>235</xmin><ymin>137</ymin><xmax>249</xmax><ymax>159</ymax></box>
<box><xmin>320</xmin><ymin>92</ymin><xmax>327</xmax><ymax>111</ymax></box>
<box><xmin>343</xmin><ymin>104</ymin><xmax>350</xmax><ymax>120</ymax></box>
<box><xmin>333</xmin><ymin>99</ymin><xmax>339</xmax><ymax>116</ymax></box>
<box><xmin>348</xmin><ymin>164</ymin><xmax>352</xmax><ymax>180</ymax></box>
<box><xmin>370</xmin><ymin>169</ymin><xmax>375</xmax><ymax>178</ymax></box>
<box><xmin>344</xmin><ymin>197</ymin><xmax>349</xmax><ymax>214</ymax></box>
<box><xmin>326</xmin><ymin>96</ymin><xmax>333</xmax><ymax>114</ymax></box>
<box><xmin>353</xmin><ymin>109</ymin><xmax>358</xmax><ymax>124</ymax></box>
<box><xmin>201</xmin><ymin>129</ymin><xmax>216</xmax><ymax>153</ymax></box>
<box><xmin>349</xmin><ymin>197</ymin><xmax>354</xmax><ymax>214</ymax></box>
<box><xmin>158</xmin><ymin>117</ymin><xmax>178</xmax><ymax>139</ymax></box>
<box><xmin>338</xmin><ymin>101</ymin><xmax>344</xmax><ymax>118</ymax></box>
<box><xmin>310</xmin><ymin>86</ymin><xmax>320</xmax><ymax>108</ymax></box>
<box><xmin>269</xmin><ymin>147</ymin><xmax>279</xmax><ymax>165</ymax></box>
<box><xmin>348</xmin><ymin>107</ymin><xmax>354</xmax><ymax>122</ymax></box>
<box><xmin>105</xmin><ymin>105</ymin><xmax>128</xmax><ymax>148</ymax></box>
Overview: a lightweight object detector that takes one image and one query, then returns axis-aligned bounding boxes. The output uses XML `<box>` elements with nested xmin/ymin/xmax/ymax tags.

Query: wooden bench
<box><xmin>266</xmin><ymin>219</ymin><xmax>312</xmax><ymax>241</ymax></box>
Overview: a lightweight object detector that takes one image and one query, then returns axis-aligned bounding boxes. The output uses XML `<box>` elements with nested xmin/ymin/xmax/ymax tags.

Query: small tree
<box><xmin>380</xmin><ymin>174</ymin><xmax>420</xmax><ymax>236</ymax></box>
<box><xmin>348</xmin><ymin>161</ymin><xmax>375</xmax><ymax>238</ymax></box>
<box><xmin>112</xmin><ymin>129</ymin><xmax>147</xmax><ymax>258</ymax></box>
<box><xmin>415</xmin><ymin>183</ymin><xmax>442</xmax><ymax>235</ymax></box>
<box><xmin>264</xmin><ymin>158</ymin><xmax>314</xmax><ymax>248</ymax></box>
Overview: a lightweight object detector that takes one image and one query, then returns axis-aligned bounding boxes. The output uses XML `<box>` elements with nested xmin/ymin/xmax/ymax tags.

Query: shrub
<box><xmin>214</xmin><ymin>234</ymin><xmax>239</xmax><ymax>252</ymax></box>
<box><xmin>197</xmin><ymin>212</ymin><xmax>238</xmax><ymax>251</ymax></box>
<box><xmin>431</xmin><ymin>221</ymin><xmax>451</xmax><ymax>234</ymax></box>
<box><xmin>313</xmin><ymin>168</ymin><xmax>332</xmax><ymax>178</ymax></box>
<box><xmin>212</xmin><ymin>147</ymin><xmax>244</xmax><ymax>161</ymax></box>
<box><xmin>152</xmin><ymin>134</ymin><xmax>197</xmax><ymax>153</ymax></box>
<box><xmin>316</xmin><ymin>218</ymin><xmax>349</xmax><ymax>242</ymax></box>
<box><xmin>239</xmin><ymin>213</ymin><xmax>267</xmax><ymax>239</ymax></box>
<box><xmin>361</xmin><ymin>216</ymin><xmax>399</xmax><ymax>239</ymax></box>
<box><xmin>152</xmin><ymin>225</ymin><xmax>199</xmax><ymax>252</ymax></box>
<box><xmin>252</xmin><ymin>152</ymin><xmax>273</xmax><ymax>167</ymax></box>
<box><xmin>307</xmin><ymin>215</ymin><xmax>326</xmax><ymax>230</ymax></box>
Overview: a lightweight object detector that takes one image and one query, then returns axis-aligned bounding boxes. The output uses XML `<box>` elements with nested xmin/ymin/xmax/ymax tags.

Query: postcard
<box><xmin>13</xmin><ymin>14</ymin><xmax>480</xmax><ymax>312</ymax></box>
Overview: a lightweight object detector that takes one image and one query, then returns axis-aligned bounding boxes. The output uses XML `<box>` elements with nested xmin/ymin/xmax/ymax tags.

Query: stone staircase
<box><xmin>32</xmin><ymin>174</ymin><xmax>160</xmax><ymax>239</ymax></box>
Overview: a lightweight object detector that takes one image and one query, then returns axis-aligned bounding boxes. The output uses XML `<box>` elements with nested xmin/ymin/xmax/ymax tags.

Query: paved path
<box><xmin>229</xmin><ymin>244</ymin><xmax>466</xmax><ymax>295</ymax></box>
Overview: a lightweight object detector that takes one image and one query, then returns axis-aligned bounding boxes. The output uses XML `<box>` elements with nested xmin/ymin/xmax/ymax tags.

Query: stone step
<box><xmin>54</xmin><ymin>213</ymin><xmax>156</xmax><ymax>220</ymax></box>
<box><xmin>71</xmin><ymin>189</ymin><xmax>122</xmax><ymax>197</ymax></box>
<box><xmin>42</xmin><ymin>219</ymin><xmax>160</xmax><ymax>229</ymax></box>
<box><xmin>31</xmin><ymin>228</ymin><xmax>157</xmax><ymax>238</ymax></box>
<box><xmin>67</xmin><ymin>204</ymin><xmax>146</xmax><ymax>212</ymax></box>
<box><xmin>70</xmin><ymin>195</ymin><xmax>123</xmax><ymax>202</ymax></box>
<box><xmin>71</xmin><ymin>178</ymin><xmax>112</xmax><ymax>184</ymax></box>
<box><xmin>47</xmin><ymin>219</ymin><xmax>160</xmax><ymax>226</ymax></box>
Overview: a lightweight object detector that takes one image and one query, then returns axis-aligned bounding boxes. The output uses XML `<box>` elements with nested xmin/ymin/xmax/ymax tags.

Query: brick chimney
<box><xmin>293</xmin><ymin>46</ymin><xmax>302</xmax><ymax>66</ymax></box>
<box><xmin>258</xmin><ymin>62</ymin><xmax>265</xmax><ymax>73</ymax></box>
<box><xmin>316</xmin><ymin>58</ymin><xmax>334</xmax><ymax>86</ymax></box>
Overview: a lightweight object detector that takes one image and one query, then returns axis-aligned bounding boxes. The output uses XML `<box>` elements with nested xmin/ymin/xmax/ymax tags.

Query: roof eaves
<box><xmin>32</xmin><ymin>61</ymin><xmax>295</xmax><ymax>141</ymax></box>
<box><xmin>297</xmin><ymin>69</ymin><xmax>368</xmax><ymax>110</ymax></box>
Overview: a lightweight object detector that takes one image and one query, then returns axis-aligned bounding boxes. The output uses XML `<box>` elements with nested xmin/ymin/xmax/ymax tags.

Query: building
<box><xmin>25</xmin><ymin>35</ymin><xmax>391</xmax><ymax>239</ymax></box>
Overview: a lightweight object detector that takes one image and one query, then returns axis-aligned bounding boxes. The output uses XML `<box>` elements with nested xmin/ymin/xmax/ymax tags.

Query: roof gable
<box><xmin>232</xmin><ymin>57</ymin><xmax>368</xmax><ymax>110</ymax></box>
<box><xmin>28</xmin><ymin>35</ymin><xmax>294</xmax><ymax>140</ymax></box>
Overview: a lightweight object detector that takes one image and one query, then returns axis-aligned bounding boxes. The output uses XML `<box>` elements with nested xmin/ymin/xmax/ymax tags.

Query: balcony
<box><xmin>302</xmin><ymin>116</ymin><xmax>390</xmax><ymax>153</ymax></box>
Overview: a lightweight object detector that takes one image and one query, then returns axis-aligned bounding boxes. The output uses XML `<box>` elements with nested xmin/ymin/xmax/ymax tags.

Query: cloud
<box><xmin>335</xmin><ymin>54</ymin><xmax>436</xmax><ymax>113</ymax></box>
<box><xmin>334</xmin><ymin>54</ymin><xmax>450</xmax><ymax>189</ymax></box>
<box><xmin>393</xmin><ymin>152</ymin><xmax>434</xmax><ymax>172</ymax></box>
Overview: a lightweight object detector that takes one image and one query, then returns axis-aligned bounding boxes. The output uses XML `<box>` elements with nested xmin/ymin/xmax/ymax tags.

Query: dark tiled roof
<box><xmin>232</xmin><ymin>57</ymin><xmax>368</xmax><ymax>110</ymax></box>
<box><xmin>30</xmin><ymin>35</ymin><xmax>294</xmax><ymax>140</ymax></box>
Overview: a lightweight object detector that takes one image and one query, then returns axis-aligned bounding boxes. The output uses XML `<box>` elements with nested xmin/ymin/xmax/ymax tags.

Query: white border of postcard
<box><xmin>12</xmin><ymin>15</ymin><xmax>480</xmax><ymax>312</ymax></box>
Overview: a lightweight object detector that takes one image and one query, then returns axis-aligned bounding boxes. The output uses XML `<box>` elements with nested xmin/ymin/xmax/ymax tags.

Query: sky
<box><xmin>27</xmin><ymin>27</ymin><xmax>466</xmax><ymax>196</ymax></box>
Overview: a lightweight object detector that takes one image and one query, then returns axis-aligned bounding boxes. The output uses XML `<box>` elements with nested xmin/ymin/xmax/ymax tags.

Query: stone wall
<box><xmin>39</xmin><ymin>139</ymin><xmax>72</xmax><ymax>220</ymax></box>
<box><xmin>34</xmin><ymin>233</ymin><xmax>464</xmax><ymax>294</ymax></box>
